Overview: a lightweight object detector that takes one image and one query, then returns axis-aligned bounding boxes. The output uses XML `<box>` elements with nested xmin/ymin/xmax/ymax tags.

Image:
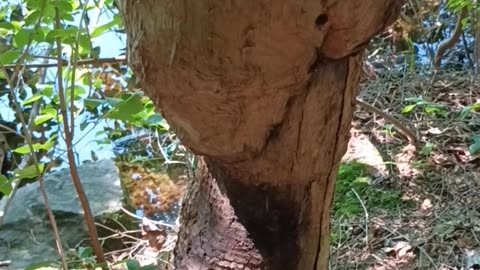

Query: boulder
<box><xmin>0</xmin><ymin>159</ymin><xmax>123</xmax><ymax>269</ymax></box>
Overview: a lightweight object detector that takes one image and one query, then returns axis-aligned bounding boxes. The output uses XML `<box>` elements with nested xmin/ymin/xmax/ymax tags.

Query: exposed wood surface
<box><xmin>118</xmin><ymin>1</ymin><xmax>405</xmax><ymax>269</ymax></box>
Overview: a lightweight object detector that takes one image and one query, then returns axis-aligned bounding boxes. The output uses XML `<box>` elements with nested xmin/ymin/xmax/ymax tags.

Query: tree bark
<box><xmin>117</xmin><ymin>1</ymin><xmax>404</xmax><ymax>269</ymax></box>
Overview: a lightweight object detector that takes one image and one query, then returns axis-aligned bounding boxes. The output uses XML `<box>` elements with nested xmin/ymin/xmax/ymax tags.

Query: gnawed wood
<box><xmin>118</xmin><ymin>1</ymin><xmax>405</xmax><ymax>269</ymax></box>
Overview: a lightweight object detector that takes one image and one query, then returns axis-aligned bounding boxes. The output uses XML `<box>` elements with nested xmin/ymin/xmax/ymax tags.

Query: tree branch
<box><xmin>433</xmin><ymin>7</ymin><xmax>468</xmax><ymax>68</ymax></box>
<box><xmin>54</xmin><ymin>6</ymin><xmax>107</xmax><ymax>266</ymax></box>
<box><xmin>1</xmin><ymin>57</ymin><xmax>126</xmax><ymax>69</ymax></box>
<box><xmin>356</xmin><ymin>98</ymin><xmax>417</xmax><ymax>143</ymax></box>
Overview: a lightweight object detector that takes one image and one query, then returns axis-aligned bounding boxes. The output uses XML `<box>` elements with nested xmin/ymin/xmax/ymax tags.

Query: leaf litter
<box><xmin>332</xmin><ymin>68</ymin><xmax>480</xmax><ymax>270</ymax></box>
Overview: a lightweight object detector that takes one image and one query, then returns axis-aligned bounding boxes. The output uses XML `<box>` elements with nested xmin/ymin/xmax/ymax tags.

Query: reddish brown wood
<box><xmin>172</xmin><ymin>159</ymin><xmax>263</xmax><ymax>270</ymax></box>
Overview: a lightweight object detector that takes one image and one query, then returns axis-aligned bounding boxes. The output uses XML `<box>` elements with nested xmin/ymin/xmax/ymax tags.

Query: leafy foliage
<box><xmin>0</xmin><ymin>0</ymin><xmax>188</xmax><ymax>266</ymax></box>
<box><xmin>401</xmin><ymin>96</ymin><xmax>447</xmax><ymax>117</ymax></box>
<box><xmin>0</xmin><ymin>0</ymin><xmax>181</xmax><ymax>199</ymax></box>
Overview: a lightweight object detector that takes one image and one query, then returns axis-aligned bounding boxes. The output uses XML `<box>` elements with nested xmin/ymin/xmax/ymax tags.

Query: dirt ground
<box><xmin>333</xmin><ymin>70</ymin><xmax>480</xmax><ymax>270</ymax></box>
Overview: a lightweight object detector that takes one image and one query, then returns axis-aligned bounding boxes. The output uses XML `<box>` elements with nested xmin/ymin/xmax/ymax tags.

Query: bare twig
<box><xmin>0</xmin><ymin>134</ymin><xmax>6</xmax><ymax>176</ymax></box>
<box><xmin>120</xmin><ymin>207</ymin><xmax>178</xmax><ymax>230</ymax></box>
<box><xmin>0</xmin><ymin>124</ymin><xmax>25</xmax><ymax>140</ymax></box>
<box><xmin>433</xmin><ymin>7</ymin><xmax>468</xmax><ymax>69</ymax></box>
<box><xmin>382</xmin><ymin>226</ymin><xmax>436</xmax><ymax>267</ymax></box>
<box><xmin>356</xmin><ymin>98</ymin><xmax>417</xmax><ymax>142</ymax></box>
<box><xmin>54</xmin><ymin>6</ymin><xmax>106</xmax><ymax>265</ymax></box>
<box><xmin>0</xmin><ymin>57</ymin><xmax>126</xmax><ymax>69</ymax></box>
<box><xmin>95</xmin><ymin>222</ymin><xmax>142</xmax><ymax>242</ymax></box>
<box><xmin>351</xmin><ymin>188</ymin><xmax>369</xmax><ymax>246</ymax></box>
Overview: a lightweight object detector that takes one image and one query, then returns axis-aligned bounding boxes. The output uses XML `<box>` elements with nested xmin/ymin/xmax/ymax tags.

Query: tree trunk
<box><xmin>117</xmin><ymin>1</ymin><xmax>404</xmax><ymax>269</ymax></box>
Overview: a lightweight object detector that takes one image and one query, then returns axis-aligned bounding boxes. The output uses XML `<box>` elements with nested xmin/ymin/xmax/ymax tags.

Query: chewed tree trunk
<box><xmin>117</xmin><ymin>1</ymin><xmax>404</xmax><ymax>269</ymax></box>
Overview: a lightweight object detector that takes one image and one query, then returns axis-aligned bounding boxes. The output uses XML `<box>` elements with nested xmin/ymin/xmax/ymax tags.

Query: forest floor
<box><xmin>331</xmin><ymin>69</ymin><xmax>480</xmax><ymax>270</ymax></box>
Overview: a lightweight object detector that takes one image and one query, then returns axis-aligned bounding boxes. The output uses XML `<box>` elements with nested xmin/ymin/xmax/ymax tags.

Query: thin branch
<box><xmin>54</xmin><ymin>6</ymin><xmax>106</xmax><ymax>265</ymax></box>
<box><xmin>351</xmin><ymin>188</ymin><xmax>369</xmax><ymax>247</ymax></box>
<box><xmin>433</xmin><ymin>6</ymin><xmax>468</xmax><ymax>69</ymax></box>
<box><xmin>0</xmin><ymin>124</ymin><xmax>25</xmax><ymax>140</ymax></box>
<box><xmin>356</xmin><ymin>98</ymin><xmax>417</xmax><ymax>143</ymax></box>
<box><xmin>120</xmin><ymin>207</ymin><xmax>178</xmax><ymax>231</ymax></box>
<box><xmin>1</xmin><ymin>57</ymin><xmax>126</xmax><ymax>69</ymax></box>
<box><xmin>68</xmin><ymin>0</ymin><xmax>90</xmax><ymax>139</ymax></box>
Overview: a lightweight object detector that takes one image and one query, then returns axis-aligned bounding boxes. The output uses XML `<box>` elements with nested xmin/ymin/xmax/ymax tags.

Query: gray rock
<box><xmin>0</xmin><ymin>159</ymin><xmax>123</xmax><ymax>269</ymax></box>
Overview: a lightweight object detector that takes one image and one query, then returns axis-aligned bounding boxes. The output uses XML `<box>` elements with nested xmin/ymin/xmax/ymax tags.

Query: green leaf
<box><xmin>114</xmin><ymin>14</ymin><xmax>123</xmax><ymax>28</ymax></box>
<box><xmin>15</xmin><ymin>163</ymin><xmax>45</xmax><ymax>180</ymax></box>
<box><xmin>61</xmin><ymin>13</ymin><xmax>75</xmax><ymax>22</ymax></box>
<box><xmin>84</xmin><ymin>98</ymin><xmax>107</xmax><ymax>109</ymax></box>
<box><xmin>93</xmin><ymin>79</ymin><xmax>103</xmax><ymax>89</ymax></box>
<box><xmin>14</xmin><ymin>29</ymin><xmax>34</xmax><ymax>48</ymax></box>
<box><xmin>80</xmin><ymin>121</ymin><xmax>90</xmax><ymax>131</ymax></box>
<box><xmin>45</xmin><ymin>28</ymin><xmax>76</xmax><ymax>43</ymax></box>
<box><xmin>22</xmin><ymin>93</ymin><xmax>43</xmax><ymax>106</ymax></box>
<box><xmin>108</xmin><ymin>95</ymin><xmax>145</xmax><ymax>121</ymax></box>
<box><xmin>13</xmin><ymin>144</ymin><xmax>34</xmax><ymax>154</ymax></box>
<box><xmin>13</xmin><ymin>135</ymin><xmax>56</xmax><ymax>154</ymax></box>
<box><xmin>424</xmin><ymin>106</ymin><xmax>443</xmax><ymax>115</ymax></box>
<box><xmin>53</xmin><ymin>0</ymin><xmax>74</xmax><ymax>12</ymax></box>
<box><xmin>469</xmin><ymin>135</ymin><xmax>480</xmax><ymax>156</ymax></box>
<box><xmin>78</xmin><ymin>34</ymin><xmax>92</xmax><ymax>55</ymax></box>
<box><xmin>91</xmin><ymin>21</ymin><xmax>116</xmax><ymax>38</ymax></box>
<box><xmin>0</xmin><ymin>27</ymin><xmax>11</xmax><ymax>36</ymax></box>
<box><xmin>0</xmin><ymin>49</ymin><xmax>21</xmax><ymax>65</ymax></box>
<box><xmin>146</xmin><ymin>113</ymin><xmax>163</xmax><ymax>125</ymax></box>
<box><xmin>10</xmin><ymin>21</ymin><xmax>22</xmax><ymax>30</ymax></box>
<box><xmin>106</xmin><ymin>97</ymin><xmax>123</xmax><ymax>107</ymax></box>
<box><xmin>140</xmin><ymin>265</ymin><xmax>158</xmax><ymax>270</ymax></box>
<box><xmin>42</xmin><ymin>85</ymin><xmax>54</xmax><ymax>97</ymax></box>
<box><xmin>24</xmin><ymin>10</ymin><xmax>42</xmax><ymax>26</ymax></box>
<box><xmin>91</xmin><ymin>15</ymin><xmax>122</xmax><ymax>38</ymax></box>
<box><xmin>459</xmin><ymin>106</ymin><xmax>472</xmax><ymax>120</ymax></box>
<box><xmin>65</xmin><ymin>85</ymin><xmax>86</xmax><ymax>102</ymax></box>
<box><xmin>78</xmin><ymin>246</ymin><xmax>92</xmax><ymax>258</ymax></box>
<box><xmin>43</xmin><ymin>5</ymin><xmax>55</xmax><ymax>21</ymax></box>
<box><xmin>112</xmin><ymin>259</ymin><xmax>139</xmax><ymax>269</ymax></box>
<box><xmin>34</xmin><ymin>114</ymin><xmax>54</xmax><ymax>125</ymax></box>
<box><xmin>0</xmin><ymin>175</ymin><xmax>12</xmax><ymax>196</ymax></box>
<box><xmin>126</xmin><ymin>260</ymin><xmax>141</xmax><ymax>270</ymax></box>
<box><xmin>42</xmin><ymin>108</ymin><xmax>57</xmax><ymax>117</ymax></box>
<box><xmin>40</xmin><ymin>135</ymin><xmax>58</xmax><ymax>151</ymax></box>
<box><xmin>26</xmin><ymin>0</ymin><xmax>47</xmax><ymax>10</ymax></box>
<box><xmin>401</xmin><ymin>104</ymin><xmax>416</xmax><ymax>114</ymax></box>
<box><xmin>0</xmin><ymin>22</ymin><xmax>17</xmax><ymax>30</ymax></box>
<box><xmin>95</xmin><ymin>130</ymin><xmax>106</xmax><ymax>137</ymax></box>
